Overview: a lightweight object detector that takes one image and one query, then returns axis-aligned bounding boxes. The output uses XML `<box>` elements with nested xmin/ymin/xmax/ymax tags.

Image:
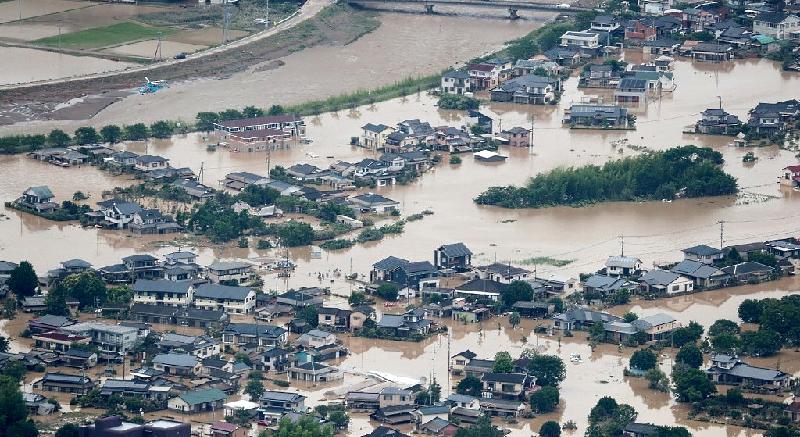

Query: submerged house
<box><xmin>490</xmin><ymin>74</ymin><xmax>560</xmax><ymax>105</ymax></box>
<box><xmin>695</xmin><ymin>108</ymin><xmax>742</xmax><ymax>135</ymax></box>
<box><xmin>553</xmin><ymin>307</ymin><xmax>621</xmax><ymax>331</ymax></box>
<box><xmin>706</xmin><ymin>354</ymin><xmax>791</xmax><ymax>388</ymax></box>
<box><xmin>564</xmin><ymin>104</ymin><xmax>630</xmax><ymax>129</ymax></box>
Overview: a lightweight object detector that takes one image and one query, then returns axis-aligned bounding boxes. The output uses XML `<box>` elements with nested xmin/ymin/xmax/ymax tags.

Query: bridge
<box><xmin>347</xmin><ymin>0</ymin><xmax>592</xmax><ymax>18</ymax></box>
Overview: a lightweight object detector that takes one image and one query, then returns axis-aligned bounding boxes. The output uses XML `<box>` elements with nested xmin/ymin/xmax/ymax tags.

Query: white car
<box><xmin>556</xmin><ymin>3</ymin><xmax>571</xmax><ymax>8</ymax></box>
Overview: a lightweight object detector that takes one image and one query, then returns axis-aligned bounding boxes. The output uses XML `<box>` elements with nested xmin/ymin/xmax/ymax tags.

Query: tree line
<box><xmin>475</xmin><ymin>146</ymin><xmax>738</xmax><ymax>208</ymax></box>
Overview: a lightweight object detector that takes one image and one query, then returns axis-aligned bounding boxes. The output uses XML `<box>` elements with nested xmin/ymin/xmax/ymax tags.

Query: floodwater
<box><xmin>0</xmin><ymin>12</ymin><xmax>547</xmax><ymax>130</ymax></box>
<box><xmin>1</xmin><ymin>37</ymin><xmax>800</xmax><ymax>437</ymax></box>
<box><xmin>1</xmin><ymin>55</ymin><xmax>799</xmax><ymax>281</ymax></box>
<box><xmin>0</xmin><ymin>47</ymin><xmax>135</xmax><ymax>85</ymax></box>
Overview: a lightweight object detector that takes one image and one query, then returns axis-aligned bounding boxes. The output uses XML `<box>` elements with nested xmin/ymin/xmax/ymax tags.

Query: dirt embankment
<box><xmin>0</xmin><ymin>4</ymin><xmax>379</xmax><ymax>119</ymax></box>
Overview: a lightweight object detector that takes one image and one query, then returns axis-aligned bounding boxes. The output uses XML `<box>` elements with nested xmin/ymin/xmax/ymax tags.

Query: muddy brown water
<box><xmin>0</xmin><ymin>46</ymin><xmax>135</xmax><ymax>85</ymax></box>
<box><xmin>1</xmin><ymin>46</ymin><xmax>799</xmax><ymax>437</ymax></box>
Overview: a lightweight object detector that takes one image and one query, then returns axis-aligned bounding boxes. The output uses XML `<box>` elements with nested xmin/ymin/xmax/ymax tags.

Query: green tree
<box><xmin>540</xmin><ymin>421</ymin><xmax>562</xmax><ymax>437</ymax></box>
<box><xmin>234</xmin><ymin>352</ymin><xmax>252</xmax><ymax>366</ymax></box>
<box><xmin>375</xmin><ymin>284</ymin><xmax>398</xmax><ymax>301</ymax></box>
<box><xmin>44</xmin><ymin>284</ymin><xmax>69</xmax><ymax>316</ymax></box>
<box><xmin>239</xmin><ymin>185</ymin><xmax>280</xmax><ymax>207</ymax></box>
<box><xmin>8</xmin><ymin>261</ymin><xmax>37</xmax><ymax>300</ymax></box>
<box><xmin>623</xmin><ymin>312</ymin><xmax>639</xmax><ymax>323</ymax></box>
<box><xmin>245</xmin><ymin>378</ymin><xmax>264</xmax><ymax>400</ymax></box>
<box><xmin>629</xmin><ymin>349</ymin><xmax>657</xmax><ymax>371</ymax></box>
<box><xmin>277</xmin><ymin>221</ymin><xmax>314</xmax><ymax>247</ymax></box>
<box><xmin>672</xmin><ymin>368</ymin><xmax>716</xmax><ymax>402</ymax></box>
<box><xmin>725</xmin><ymin>387</ymin><xmax>744</xmax><ymax>405</ymax></box>
<box><xmin>587</xmin><ymin>396</ymin><xmax>638</xmax><ymax>437</ymax></box>
<box><xmin>548</xmin><ymin>297</ymin><xmax>565</xmax><ymax>313</ymax></box>
<box><xmin>0</xmin><ymin>375</ymin><xmax>38</xmax><ymax>437</ymax></box>
<box><xmin>0</xmin><ymin>337</ymin><xmax>8</xmax><ymax>353</ymax></box>
<box><xmin>708</xmin><ymin>319</ymin><xmax>740</xmax><ymax>337</ymax></box>
<box><xmin>501</xmin><ymin>281</ymin><xmax>533</xmax><ymax>308</ymax></box>
<box><xmin>1</xmin><ymin>361</ymin><xmax>26</xmax><ymax>381</ymax></box>
<box><xmin>456</xmin><ymin>375</ymin><xmax>482</xmax><ymax>397</ymax></box>
<box><xmin>315</xmin><ymin>202</ymin><xmax>355</xmax><ymax>222</ymax></box>
<box><xmin>509</xmin><ymin>311</ymin><xmax>521</xmax><ymax>328</ymax></box>
<box><xmin>527</xmin><ymin>354</ymin><xmax>566</xmax><ymax>386</ymax></box>
<box><xmin>100</xmin><ymin>125</ymin><xmax>122</xmax><ymax>144</ymax></box>
<box><xmin>610</xmin><ymin>288</ymin><xmax>630</xmax><ymax>305</ymax></box>
<box><xmin>243</xmin><ymin>106</ymin><xmax>264</xmax><ymax>118</ymax></box>
<box><xmin>711</xmin><ymin>333</ymin><xmax>741</xmax><ymax>353</ymax></box>
<box><xmin>738</xmin><ymin>298</ymin><xmax>764</xmax><ymax>323</ymax></box>
<box><xmin>149</xmin><ymin>121</ymin><xmax>174</xmax><ymax>139</ymax></box>
<box><xmin>124</xmin><ymin>123</ymin><xmax>149</xmax><ymax>141</ymax></box>
<box><xmin>670</xmin><ymin>321</ymin><xmax>703</xmax><ymax>347</ymax></box>
<box><xmin>297</xmin><ymin>305</ymin><xmax>319</xmax><ymax>328</ymax></box>
<box><xmin>530</xmin><ymin>385</ymin><xmax>559</xmax><ymax>412</ymax></box>
<box><xmin>740</xmin><ymin>329</ymin><xmax>782</xmax><ymax>356</ymax></box>
<box><xmin>107</xmin><ymin>285</ymin><xmax>133</xmax><ymax>304</ymax></box>
<box><xmin>267</xmin><ymin>105</ymin><xmax>285</xmax><ymax>115</ymax></box>
<box><xmin>73</xmin><ymin>127</ymin><xmax>99</xmax><ymax>145</ymax></box>
<box><xmin>589</xmin><ymin>321</ymin><xmax>606</xmax><ymax>342</ymax></box>
<box><xmin>645</xmin><ymin>368</ymin><xmax>669</xmax><ymax>392</ymax></box>
<box><xmin>348</xmin><ymin>291</ymin><xmax>367</xmax><ymax>306</ymax></box>
<box><xmin>59</xmin><ymin>272</ymin><xmax>107</xmax><ymax>308</ymax></box>
<box><xmin>55</xmin><ymin>423</ymin><xmax>79</xmax><ymax>437</ymax></box>
<box><xmin>492</xmin><ymin>351</ymin><xmax>514</xmax><ymax>373</ymax></box>
<box><xmin>765</xmin><ymin>428</ymin><xmax>796</xmax><ymax>437</ymax></box>
<box><xmin>47</xmin><ymin>129</ymin><xmax>70</xmax><ymax>147</ymax></box>
<box><xmin>675</xmin><ymin>344</ymin><xmax>703</xmax><ymax>369</ymax></box>
<box><xmin>195</xmin><ymin>112</ymin><xmax>220</xmax><ymax>131</ymax></box>
<box><xmin>327</xmin><ymin>410</ymin><xmax>349</xmax><ymax>430</ymax></box>
<box><xmin>261</xmin><ymin>415</ymin><xmax>333</xmax><ymax>437</ymax></box>
<box><xmin>219</xmin><ymin>109</ymin><xmax>243</xmax><ymax>120</ymax></box>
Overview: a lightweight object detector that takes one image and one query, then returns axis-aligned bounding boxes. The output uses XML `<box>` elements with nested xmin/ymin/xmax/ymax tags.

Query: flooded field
<box><xmin>104</xmin><ymin>39</ymin><xmax>207</xmax><ymax>59</ymax></box>
<box><xmin>0</xmin><ymin>0</ymin><xmax>89</xmax><ymax>24</ymax></box>
<box><xmin>0</xmin><ymin>46</ymin><xmax>135</xmax><ymax>85</ymax></box>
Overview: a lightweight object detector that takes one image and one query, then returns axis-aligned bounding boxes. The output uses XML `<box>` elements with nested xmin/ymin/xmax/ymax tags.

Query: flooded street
<box><xmin>0</xmin><ymin>17</ymin><xmax>799</xmax><ymax>436</ymax></box>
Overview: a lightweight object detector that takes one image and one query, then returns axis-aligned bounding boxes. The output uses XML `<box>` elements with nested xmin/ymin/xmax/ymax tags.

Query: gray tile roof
<box><xmin>438</xmin><ymin>243</ymin><xmax>472</xmax><ymax>258</ymax></box>
<box><xmin>195</xmin><ymin>283</ymin><xmax>252</xmax><ymax>301</ymax></box>
<box><xmin>683</xmin><ymin>244</ymin><xmax>722</xmax><ymax>257</ymax></box>
<box><xmin>152</xmin><ymin>353</ymin><xmax>197</xmax><ymax>368</ymax></box>
<box><xmin>132</xmin><ymin>279</ymin><xmax>192</xmax><ymax>294</ymax></box>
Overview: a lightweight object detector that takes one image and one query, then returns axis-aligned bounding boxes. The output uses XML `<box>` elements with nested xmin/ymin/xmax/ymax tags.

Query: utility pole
<box><xmin>529</xmin><ymin>116</ymin><xmax>534</xmax><ymax>154</ymax></box>
<box><xmin>199</xmin><ymin>162</ymin><xmax>204</xmax><ymax>184</ymax></box>
<box><xmin>266</xmin><ymin>150</ymin><xmax>271</xmax><ymax>177</ymax></box>
<box><xmin>717</xmin><ymin>95</ymin><xmax>722</xmax><ymax>110</ymax></box>
<box><xmin>718</xmin><ymin>219</ymin><xmax>724</xmax><ymax>249</ymax></box>
<box><xmin>619</xmin><ymin>234</ymin><xmax>624</xmax><ymax>256</ymax></box>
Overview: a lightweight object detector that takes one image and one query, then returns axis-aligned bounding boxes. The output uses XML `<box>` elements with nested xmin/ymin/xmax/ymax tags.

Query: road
<box><xmin>0</xmin><ymin>0</ymin><xmax>334</xmax><ymax>91</ymax></box>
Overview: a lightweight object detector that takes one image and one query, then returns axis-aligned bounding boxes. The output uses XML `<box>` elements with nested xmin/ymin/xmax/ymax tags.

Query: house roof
<box><xmin>443</xmin><ymin>70</ymin><xmax>470</xmax><ymax>80</ymax></box>
<box><xmin>452</xmin><ymin>350</ymin><xmax>477</xmax><ymax>360</ymax></box>
<box><xmin>351</xmin><ymin>193</ymin><xmax>398</xmax><ymax>206</ymax></box>
<box><xmin>606</xmin><ymin>256</ymin><xmax>641</xmax><ymax>269</ymax></box>
<box><xmin>177</xmin><ymin>388</ymin><xmax>227</xmax><ymax>406</ymax></box>
<box><xmin>570</xmin><ymin>104</ymin><xmax>626</xmax><ymax>118</ymax></box>
<box><xmin>721</xmin><ymin>262</ymin><xmax>772</xmax><ymax>276</ymax></box>
<box><xmin>640</xmin><ymin>269</ymin><xmax>681</xmax><ymax>287</ymax></box>
<box><xmin>132</xmin><ymin>279</ymin><xmax>192</xmax><ymax>294</ymax></box>
<box><xmin>136</xmin><ymin>155</ymin><xmax>168</xmax><ymax>164</ymax></box>
<box><xmin>98</xmin><ymin>199</ymin><xmax>142</xmax><ymax>215</ymax></box>
<box><xmin>207</xmin><ymin>260</ymin><xmax>252</xmax><ymax>271</ymax></box>
<box><xmin>618</xmin><ymin>78</ymin><xmax>647</xmax><ymax>90</ymax></box>
<box><xmin>555</xmin><ymin>307</ymin><xmax>621</xmax><ymax>324</ymax></box>
<box><xmin>152</xmin><ymin>353</ymin><xmax>197</xmax><ymax>368</ymax></box>
<box><xmin>754</xmin><ymin>11</ymin><xmax>798</xmax><ymax>24</ymax></box>
<box><xmin>222</xmin><ymin>323</ymin><xmax>286</xmax><ymax>338</ymax></box>
<box><xmin>631</xmin><ymin>313</ymin><xmax>677</xmax><ymax>330</ymax></box>
<box><xmin>31</xmin><ymin>314</ymin><xmax>73</xmax><ymax>328</ymax></box>
<box><xmin>683</xmin><ymin>244</ymin><xmax>722</xmax><ymax>257</ymax></box>
<box><xmin>195</xmin><ymin>284</ymin><xmax>252</xmax><ymax>301</ymax></box>
<box><xmin>261</xmin><ymin>390</ymin><xmax>306</xmax><ymax>403</ymax></box>
<box><xmin>670</xmin><ymin>260</ymin><xmax>726</xmax><ymax>278</ymax></box>
<box><xmin>362</xmin><ymin>123</ymin><xmax>392</xmax><ymax>133</ymax></box>
<box><xmin>25</xmin><ymin>186</ymin><xmax>54</xmax><ymax>199</ymax></box>
<box><xmin>122</xmin><ymin>254</ymin><xmax>157</xmax><ymax>263</ymax></box>
<box><xmin>455</xmin><ymin>279</ymin><xmax>508</xmax><ymax>294</ymax></box>
<box><xmin>377</xmin><ymin>314</ymin><xmax>405</xmax><ymax>329</ymax></box>
<box><xmin>477</xmin><ymin>262</ymin><xmax>531</xmax><ymax>277</ymax></box>
<box><xmin>438</xmin><ymin>243</ymin><xmax>472</xmax><ymax>258</ymax></box>
<box><xmin>399</xmin><ymin>261</ymin><xmax>436</xmax><ymax>275</ymax></box>
<box><xmin>216</xmin><ymin>115</ymin><xmax>301</xmax><ymax>129</ymax></box>
<box><xmin>420</xmin><ymin>417</ymin><xmax>452</xmax><ymax>433</ymax></box>
<box><xmin>41</xmin><ymin>373</ymin><xmax>91</xmax><ymax>385</ymax></box>
<box><xmin>364</xmin><ymin>426</ymin><xmax>411</xmax><ymax>437</ymax></box>
<box><xmin>482</xmin><ymin>372</ymin><xmax>527</xmax><ymax>384</ymax></box>
<box><xmin>583</xmin><ymin>274</ymin><xmax>626</xmax><ymax>291</ymax></box>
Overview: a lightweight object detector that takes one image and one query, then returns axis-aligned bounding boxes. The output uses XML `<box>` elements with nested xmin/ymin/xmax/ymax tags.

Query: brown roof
<box><xmin>468</xmin><ymin>64</ymin><xmax>495</xmax><ymax>72</ymax></box>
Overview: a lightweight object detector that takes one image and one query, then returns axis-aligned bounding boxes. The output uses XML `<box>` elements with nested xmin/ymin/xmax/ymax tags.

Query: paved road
<box><xmin>0</xmin><ymin>0</ymin><xmax>334</xmax><ymax>91</ymax></box>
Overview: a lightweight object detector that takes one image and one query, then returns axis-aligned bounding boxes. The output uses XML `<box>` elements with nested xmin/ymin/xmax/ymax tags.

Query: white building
<box><xmin>132</xmin><ymin>279</ymin><xmax>194</xmax><ymax>307</ymax></box>
<box><xmin>194</xmin><ymin>284</ymin><xmax>256</xmax><ymax>315</ymax></box>
<box><xmin>560</xmin><ymin>31</ymin><xmax>600</xmax><ymax>48</ymax></box>
<box><xmin>206</xmin><ymin>260</ymin><xmax>255</xmax><ymax>285</ymax></box>
<box><xmin>752</xmin><ymin>12</ymin><xmax>800</xmax><ymax>40</ymax></box>
<box><xmin>62</xmin><ymin>322</ymin><xmax>138</xmax><ymax>354</ymax></box>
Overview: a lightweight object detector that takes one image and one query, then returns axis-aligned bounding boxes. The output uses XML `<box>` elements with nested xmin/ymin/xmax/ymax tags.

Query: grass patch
<box><xmin>284</xmin><ymin>74</ymin><xmax>440</xmax><ymax>116</ymax></box>
<box><xmin>34</xmin><ymin>21</ymin><xmax>172</xmax><ymax>49</ymax></box>
<box><xmin>519</xmin><ymin>257</ymin><xmax>574</xmax><ymax>267</ymax></box>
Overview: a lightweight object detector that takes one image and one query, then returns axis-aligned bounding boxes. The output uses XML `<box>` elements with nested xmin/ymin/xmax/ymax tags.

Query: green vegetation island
<box><xmin>475</xmin><ymin>146</ymin><xmax>738</xmax><ymax>208</ymax></box>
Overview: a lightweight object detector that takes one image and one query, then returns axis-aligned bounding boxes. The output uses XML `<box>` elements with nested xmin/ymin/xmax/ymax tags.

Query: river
<box><xmin>0</xmin><ymin>39</ymin><xmax>799</xmax><ymax>437</ymax></box>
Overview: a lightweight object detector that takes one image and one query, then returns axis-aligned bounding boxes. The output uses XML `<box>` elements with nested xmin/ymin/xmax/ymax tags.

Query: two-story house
<box><xmin>605</xmin><ymin>256</ymin><xmax>643</xmax><ymax>277</ymax></box>
<box><xmin>132</xmin><ymin>279</ymin><xmax>194</xmax><ymax>306</ymax></box>
<box><xmin>221</xmin><ymin>323</ymin><xmax>288</xmax><ymax>349</ymax></box>
<box><xmin>441</xmin><ymin>70</ymin><xmax>472</xmax><ymax>95</ymax></box>
<box><xmin>361</xmin><ymin>123</ymin><xmax>395</xmax><ymax>150</ymax></box>
<box><xmin>96</xmin><ymin>199</ymin><xmax>142</xmax><ymax>229</ymax></box>
<box><xmin>206</xmin><ymin>261</ymin><xmax>255</xmax><ymax>285</ymax></box>
<box><xmin>752</xmin><ymin>12</ymin><xmax>800</xmax><ymax>40</ymax></box>
<box><xmin>194</xmin><ymin>284</ymin><xmax>256</xmax><ymax>314</ymax></box>
<box><xmin>490</xmin><ymin>74</ymin><xmax>560</xmax><ymax>105</ymax></box>
<box><xmin>62</xmin><ymin>322</ymin><xmax>138</xmax><ymax>354</ymax></box>
<box><xmin>434</xmin><ymin>243</ymin><xmax>473</xmax><ymax>271</ymax></box>
<box><xmin>152</xmin><ymin>353</ymin><xmax>200</xmax><ymax>376</ymax></box>
<box><xmin>134</xmin><ymin>155</ymin><xmax>170</xmax><ymax>172</ymax></box>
